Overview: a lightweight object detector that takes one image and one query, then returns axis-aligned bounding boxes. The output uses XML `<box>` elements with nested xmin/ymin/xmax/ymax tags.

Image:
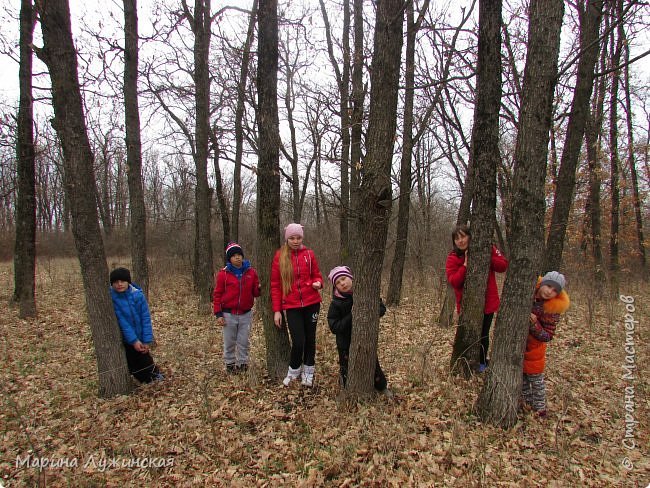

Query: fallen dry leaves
<box><xmin>0</xmin><ymin>259</ymin><xmax>648</xmax><ymax>486</ymax></box>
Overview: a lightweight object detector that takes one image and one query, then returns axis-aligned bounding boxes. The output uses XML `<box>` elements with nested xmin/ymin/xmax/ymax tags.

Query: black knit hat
<box><xmin>225</xmin><ymin>242</ymin><xmax>244</xmax><ymax>262</ymax></box>
<box><xmin>110</xmin><ymin>267</ymin><xmax>132</xmax><ymax>284</ymax></box>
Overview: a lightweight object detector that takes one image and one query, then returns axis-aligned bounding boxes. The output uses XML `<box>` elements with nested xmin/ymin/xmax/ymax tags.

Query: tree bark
<box><xmin>280</xmin><ymin>48</ymin><xmax>302</xmax><ymax>223</ymax></box>
<box><xmin>608</xmin><ymin>0</ymin><xmax>622</xmax><ymax>296</ymax></box>
<box><xmin>185</xmin><ymin>0</ymin><xmax>215</xmax><ymax>305</ymax></box>
<box><xmin>13</xmin><ymin>0</ymin><xmax>37</xmax><ymax>319</ymax></box>
<box><xmin>348</xmin><ymin>0</ymin><xmax>364</xmax><ymax>254</ymax></box>
<box><xmin>209</xmin><ymin>130</ymin><xmax>231</xmax><ymax>252</ymax></box>
<box><xmin>476</xmin><ymin>0</ymin><xmax>564</xmax><ymax>428</ymax></box>
<box><xmin>37</xmin><ymin>0</ymin><xmax>133</xmax><ymax>397</ymax></box>
<box><xmin>347</xmin><ymin>0</ymin><xmax>404</xmax><ymax>397</ymax></box>
<box><xmin>319</xmin><ymin>0</ymin><xmax>351</xmax><ymax>263</ymax></box>
<box><xmin>584</xmin><ymin>34</ymin><xmax>607</xmax><ymax>288</ymax></box>
<box><xmin>123</xmin><ymin>0</ymin><xmax>149</xmax><ymax>296</ymax></box>
<box><xmin>543</xmin><ymin>0</ymin><xmax>604</xmax><ymax>272</ymax></box>
<box><xmin>256</xmin><ymin>0</ymin><xmax>290</xmax><ymax>379</ymax></box>
<box><xmin>387</xmin><ymin>0</ymin><xmax>430</xmax><ymax>307</ymax></box>
<box><xmin>450</xmin><ymin>0</ymin><xmax>502</xmax><ymax>378</ymax></box>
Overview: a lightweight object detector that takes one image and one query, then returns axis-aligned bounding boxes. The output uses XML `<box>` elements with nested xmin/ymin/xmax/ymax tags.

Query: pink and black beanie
<box><xmin>328</xmin><ymin>266</ymin><xmax>354</xmax><ymax>287</ymax></box>
<box><xmin>225</xmin><ymin>242</ymin><xmax>244</xmax><ymax>261</ymax></box>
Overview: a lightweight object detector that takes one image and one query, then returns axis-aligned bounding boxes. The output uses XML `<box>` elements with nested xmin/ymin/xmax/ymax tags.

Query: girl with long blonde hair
<box><xmin>270</xmin><ymin>223</ymin><xmax>323</xmax><ymax>387</ymax></box>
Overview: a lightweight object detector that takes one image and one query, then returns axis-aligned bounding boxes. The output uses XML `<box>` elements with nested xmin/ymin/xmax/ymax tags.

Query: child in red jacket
<box><xmin>522</xmin><ymin>271</ymin><xmax>570</xmax><ymax>417</ymax></box>
<box><xmin>271</xmin><ymin>223</ymin><xmax>323</xmax><ymax>387</ymax></box>
<box><xmin>214</xmin><ymin>242</ymin><xmax>260</xmax><ymax>374</ymax></box>
<box><xmin>445</xmin><ymin>225</ymin><xmax>508</xmax><ymax>371</ymax></box>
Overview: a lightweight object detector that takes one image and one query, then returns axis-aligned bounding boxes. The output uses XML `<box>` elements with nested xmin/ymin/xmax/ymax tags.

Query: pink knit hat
<box><xmin>284</xmin><ymin>223</ymin><xmax>304</xmax><ymax>241</ymax></box>
<box><xmin>328</xmin><ymin>266</ymin><xmax>353</xmax><ymax>287</ymax></box>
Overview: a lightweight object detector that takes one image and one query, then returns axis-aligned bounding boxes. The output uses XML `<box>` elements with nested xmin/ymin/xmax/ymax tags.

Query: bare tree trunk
<box><xmin>184</xmin><ymin>0</ymin><xmax>214</xmax><ymax>305</ymax></box>
<box><xmin>123</xmin><ymin>0</ymin><xmax>149</xmax><ymax>296</ymax></box>
<box><xmin>584</xmin><ymin>34</ymin><xmax>608</xmax><ymax>288</ymax></box>
<box><xmin>585</xmin><ymin>111</ymin><xmax>605</xmax><ymax>282</ymax></box>
<box><xmin>37</xmin><ymin>0</ymin><xmax>133</xmax><ymax>397</ymax></box>
<box><xmin>96</xmin><ymin>143</ymin><xmax>113</xmax><ymax>235</ymax></box>
<box><xmin>347</xmin><ymin>0</ymin><xmax>403</xmax><ymax>397</ymax></box>
<box><xmin>543</xmin><ymin>0</ymin><xmax>604</xmax><ymax>272</ymax></box>
<box><xmin>257</xmin><ymin>0</ymin><xmax>290</xmax><ymax>379</ymax></box>
<box><xmin>387</xmin><ymin>1</ymin><xmax>430</xmax><ymax>307</ymax></box>
<box><xmin>450</xmin><ymin>0</ymin><xmax>502</xmax><ymax>379</ymax></box>
<box><xmin>622</xmin><ymin>27</ymin><xmax>647</xmax><ymax>280</ymax></box>
<box><xmin>348</xmin><ymin>0</ymin><xmax>364</xmax><ymax>253</ymax></box>
<box><xmin>608</xmin><ymin>0</ymin><xmax>622</xmax><ymax>296</ymax></box>
<box><xmin>13</xmin><ymin>0</ymin><xmax>37</xmax><ymax>319</ymax></box>
<box><xmin>232</xmin><ymin>0</ymin><xmax>257</xmax><ymax>242</ymax></box>
<box><xmin>281</xmin><ymin>53</ymin><xmax>302</xmax><ymax>223</ymax></box>
<box><xmin>209</xmin><ymin>131</ymin><xmax>231</xmax><ymax>252</ymax></box>
<box><xmin>320</xmin><ymin>0</ymin><xmax>351</xmax><ymax>263</ymax></box>
<box><xmin>476</xmin><ymin>0</ymin><xmax>564</xmax><ymax>428</ymax></box>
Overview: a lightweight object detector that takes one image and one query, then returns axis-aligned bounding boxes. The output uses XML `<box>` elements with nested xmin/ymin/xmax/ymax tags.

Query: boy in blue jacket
<box><xmin>110</xmin><ymin>267</ymin><xmax>163</xmax><ymax>383</ymax></box>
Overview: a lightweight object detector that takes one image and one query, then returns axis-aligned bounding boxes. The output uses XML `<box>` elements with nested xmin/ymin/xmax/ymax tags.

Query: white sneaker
<box><xmin>301</xmin><ymin>365</ymin><xmax>315</xmax><ymax>387</ymax></box>
<box><xmin>282</xmin><ymin>366</ymin><xmax>302</xmax><ymax>386</ymax></box>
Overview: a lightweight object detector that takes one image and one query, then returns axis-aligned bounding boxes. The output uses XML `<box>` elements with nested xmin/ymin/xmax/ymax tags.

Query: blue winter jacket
<box><xmin>109</xmin><ymin>284</ymin><xmax>153</xmax><ymax>345</ymax></box>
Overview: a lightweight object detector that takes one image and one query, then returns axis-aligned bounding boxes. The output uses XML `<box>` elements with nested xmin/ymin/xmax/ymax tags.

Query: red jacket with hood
<box><xmin>446</xmin><ymin>245</ymin><xmax>508</xmax><ymax>314</ymax></box>
<box><xmin>270</xmin><ymin>246</ymin><xmax>323</xmax><ymax>312</ymax></box>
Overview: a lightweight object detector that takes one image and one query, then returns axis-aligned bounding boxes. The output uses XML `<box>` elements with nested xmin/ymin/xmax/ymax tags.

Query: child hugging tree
<box><xmin>522</xmin><ymin>271</ymin><xmax>570</xmax><ymax>418</ymax></box>
<box><xmin>327</xmin><ymin>266</ymin><xmax>389</xmax><ymax>394</ymax></box>
<box><xmin>109</xmin><ymin>267</ymin><xmax>164</xmax><ymax>384</ymax></box>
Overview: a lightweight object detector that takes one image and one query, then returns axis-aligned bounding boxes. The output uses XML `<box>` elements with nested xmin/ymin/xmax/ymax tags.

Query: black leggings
<box><xmin>285</xmin><ymin>303</ymin><xmax>320</xmax><ymax>368</ymax></box>
<box><xmin>480</xmin><ymin>313</ymin><xmax>494</xmax><ymax>365</ymax></box>
<box><xmin>124</xmin><ymin>343</ymin><xmax>160</xmax><ymax>383</ymax></box>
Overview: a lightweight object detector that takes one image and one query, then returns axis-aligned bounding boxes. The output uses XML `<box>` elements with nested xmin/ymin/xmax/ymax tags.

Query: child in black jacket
<box><xmin>327</xmin><ymin>266</ymin><xmax>387</xmax><ymax>392</ymax></box>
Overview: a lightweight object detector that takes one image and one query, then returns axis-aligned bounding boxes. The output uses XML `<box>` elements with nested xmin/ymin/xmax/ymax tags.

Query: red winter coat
<box><xmin>213</xmin><ymin>264</ymin><xmax>260</xmax><ymax>316</ymax></box>
<box><xmin>270</xmin><ymin>246</ymin><xmax>323</xmax><ymax>312</ymax></box>
<box><xmin>446</xmin><ymin>245</ymin><xmax>509</xmax><ymax>314</ymax></box>
<box><xmin>523</xmin><ymin>280</ymin><xmax>570</xmax><ymax>374</ymax></box>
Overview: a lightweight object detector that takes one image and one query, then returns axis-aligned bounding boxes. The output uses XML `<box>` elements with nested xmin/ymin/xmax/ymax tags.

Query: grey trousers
<box><xmin>522</xmin><ymin>373</ymin><xmax>546</xmax><ymax>412</ymax></box>
<box><xmin>222</xmin><ymin>311</ymin><xmax>252</xmax><ymax>366</ymax></box>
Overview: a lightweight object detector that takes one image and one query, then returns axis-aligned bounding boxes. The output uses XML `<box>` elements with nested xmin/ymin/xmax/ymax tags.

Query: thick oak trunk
<box><xmin>450</xmin><ymin>0</ymin><xmax>502</xmax><ymax>378</ymax></box>
<box><xmin>347</xmin><ymin>0</ymin><xmax>403</xmax><ymax>397</ymax></box>
<box><xmin>13</xmin><ymin>0</ymin><xmax>37</xmax><ymax>319</ymax></box>
<box><xmin>190</xmin><ymin>0</ymin><xmax>215</xmax><ymax>305</ymax></box>
<box><xmin>38</xmin><ymin>0</ymin><xmax>133</xmax><ymax>397</ymax></box>
<box><xmin>257</xmin><ymin>0</ymin><xmax>290</xmax><ymax>378</ymax></box>
<box><xmin>476</xmin><ymin>0</ymin><xmax>564</xmax><ymax>428</ymax></box>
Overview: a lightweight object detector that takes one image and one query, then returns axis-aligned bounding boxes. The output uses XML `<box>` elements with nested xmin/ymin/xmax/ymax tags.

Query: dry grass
<box><xmin>1</xmin><ymin>258</ymin><xmax>648</xmax><ymax>486</ymax></box>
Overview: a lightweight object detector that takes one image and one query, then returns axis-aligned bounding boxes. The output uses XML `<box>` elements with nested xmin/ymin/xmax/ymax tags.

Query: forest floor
<box><xmin>1</xmin><ymin>258</ymin><xmax>648</xmax><ymax>487</ymax></box>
